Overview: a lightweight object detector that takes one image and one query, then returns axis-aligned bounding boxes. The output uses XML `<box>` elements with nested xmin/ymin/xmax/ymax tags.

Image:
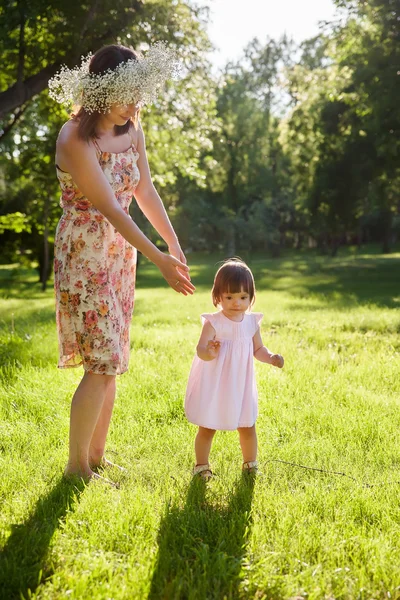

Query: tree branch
<box><xmin>0</xmin><ymin>64</ymin><xmax>59</xmax><ymax>119</ymax></box>
<box><xmin>78</xmin><ymin>0</ymin><xmax>102</xmax><ymax>44</ymax></box>
<box><xmin>17</xmin><ymin>0</ymin><xmax>26</xmax><ymax>85</ymax></box>
<box><xmin>0</xmin><ymin>104</ymin><xmax>29</xmax><ymax>140</ymax></box>
<box><xmin>0</xmin><ymin>0</ymin><xmax>144</xmax><ymax>120</ymax></box>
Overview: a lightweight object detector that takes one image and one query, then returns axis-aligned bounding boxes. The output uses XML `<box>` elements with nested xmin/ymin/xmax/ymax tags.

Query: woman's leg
<box><xmin>238</xmin><ymin>425</ymin><xmax>257</xmax><ymax>463</ymax></box>
<box><xmin>89</xmin><ymin>376</ymin><xmax>117</xmax><ymax>468</ymax></box>
<box><xmin>195</xmin><ymin>426</ymin><xmax>216</xmax><ymax>466</ymax></box>
<box><xmin>65</xmin><ymin>372</ymin><xmax>115</xmax><ymax>478</ymax></box>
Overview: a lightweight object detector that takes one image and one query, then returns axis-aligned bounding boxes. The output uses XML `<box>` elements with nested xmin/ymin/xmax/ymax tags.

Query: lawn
<box><xmin>0</xmin><ymin>248</ymin><xmax>400</xmax><ymax>600</ymax></box>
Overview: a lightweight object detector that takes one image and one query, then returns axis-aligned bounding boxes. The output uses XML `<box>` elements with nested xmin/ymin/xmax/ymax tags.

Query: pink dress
<box><xmin>54</xmin><ymin>137</ymin><xmax>140</xmax><ymax>375</ymax></box>
<box><xmin>185</xmin><ymin>311</ymin><xmax>263</xmax><ymax>430</ymax></box>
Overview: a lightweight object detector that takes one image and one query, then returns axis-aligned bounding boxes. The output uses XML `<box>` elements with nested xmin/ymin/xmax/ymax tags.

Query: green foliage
<box><xmin>193</xmin><ymin>38</ymin><xmax>295</xmax><ymax>255</ymax></box>
<box><xmin>280</xmin><ymin>0</ymin><xmax>400</xmax><ymax>252</ymax></box>
<box><xmin>0</xmin><ymin>0</ymin><xmax>217</xmax><ymax>272</ymax></box>
<box><xmin>0</xmin><ymin>211</ymin><xmax>30</xmax><ymax>233</ymax></box>
<box><xmin>0</xmin><ymin>0</ymin><xmax>399</xmax><ymax>273</ymax></box>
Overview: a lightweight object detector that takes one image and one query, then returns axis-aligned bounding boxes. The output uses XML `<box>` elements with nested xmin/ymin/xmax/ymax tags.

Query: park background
<box><xmin>0</xmin><ymin>0</ymin><xmax>399</xmax><ymax>280</ymax></box>
<box><xmin>1</xmin><ymin>1</ymin><xmax>400</xmax><ymax>599</ymax></box>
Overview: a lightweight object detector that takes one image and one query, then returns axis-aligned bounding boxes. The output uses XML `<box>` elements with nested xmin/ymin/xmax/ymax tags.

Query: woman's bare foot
<box><xmin>90</xmin><ymin>457</ymin><xmax>126</xmax><ymax>472</ymax></box>
<box><xmin>63</xmin><ymin>468</ymin><xmax>119</xmax><ymax>487</ymax></box>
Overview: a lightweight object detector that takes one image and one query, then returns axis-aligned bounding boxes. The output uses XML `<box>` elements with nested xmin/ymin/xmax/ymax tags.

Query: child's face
<box><xmin>219</xmin><ymin>287</ymin><xmax>251</xmax><ymax>315</ymax></box>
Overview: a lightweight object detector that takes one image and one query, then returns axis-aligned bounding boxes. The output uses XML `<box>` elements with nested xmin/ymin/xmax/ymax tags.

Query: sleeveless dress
<box><xmin>54</xmin><ymin>134</ymin><xmax>140</xmax><ymax>375</ymax></box>
<box><xmin>185</xmin><ymin>311</ymin><xmax>263</xmax><ymax>430</ymax></box>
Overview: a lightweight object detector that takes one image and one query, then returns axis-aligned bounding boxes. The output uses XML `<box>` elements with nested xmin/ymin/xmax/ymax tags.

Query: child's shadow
<box><xmin>0</xmin><ymin>476</ymin><xmax>84</xmax><ymax>600</ymax></box>
<box><xmin>148</xmin><ymin>473</ymin><xmax>256</xmax><ymax>600</ymax></box>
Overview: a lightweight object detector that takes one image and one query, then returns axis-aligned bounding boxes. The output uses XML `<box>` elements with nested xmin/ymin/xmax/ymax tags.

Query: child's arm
<box><xmin>253</xmin><ymin>328</ymin><xmax>284</xmax><ymax>368</ymax></box>
<box><xmin>197</xmin><ymin>320</ymin><xmax>220</xmax><ymax>361</ymax></box>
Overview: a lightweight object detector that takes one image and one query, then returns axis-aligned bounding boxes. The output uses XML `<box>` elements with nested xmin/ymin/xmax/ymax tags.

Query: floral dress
<box><xmin>54</xmin><ymin>137</ymin><xmax>140</xmax><ymax>375</ymax></box>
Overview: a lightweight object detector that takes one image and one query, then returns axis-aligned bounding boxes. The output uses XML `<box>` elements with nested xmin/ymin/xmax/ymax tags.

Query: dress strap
<box><xmin>92</xmin><ymin>138</ymin><xmax>102</xmax><ymax>156</ymax></box>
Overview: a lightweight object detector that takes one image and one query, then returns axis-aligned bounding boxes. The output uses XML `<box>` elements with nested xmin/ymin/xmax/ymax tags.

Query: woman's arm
<box><xmin>133</xmin><ymin>124</ymin><xmax>185</xmax><ymax>262</ymax></box>
<box><xmin>253</xmin><ymin>328</ymin><xmax>284</xmax><ymax>368</ymax></box>
<box><xmin>56</xmin><ymin>124</ymin><xmax>194</xmax><ymax>295</ymax></box>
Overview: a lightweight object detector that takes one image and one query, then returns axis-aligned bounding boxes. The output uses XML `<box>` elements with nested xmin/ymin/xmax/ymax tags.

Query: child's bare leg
<box><xmin>195</xmin><ymin>426</ymin><xmax>216</xmax><ymax>465</ymax></box>
<box><xmin>238</xmin><ymin>425</ymin><xmax>257</xmax><ymax>463</ymax></box>
<box><xmin>89</xmin><ymin>376</ymin><xmax>121</xmax><ymax>469</ymax></box>
<box><xmin>65</xmin><ymin>372</ymin><xmax>115</xmax><ymax>479</ymax></box>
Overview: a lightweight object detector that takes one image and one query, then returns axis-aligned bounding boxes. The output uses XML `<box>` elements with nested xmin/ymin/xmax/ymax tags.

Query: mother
<box><xmin>50</xmin><ymin>43</ymin><xmax>194</xmax><ymax>481</ymax></box>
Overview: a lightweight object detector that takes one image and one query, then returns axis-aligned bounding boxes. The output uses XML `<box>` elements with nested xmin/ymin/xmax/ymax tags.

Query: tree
<box><xmin>0</xmin><ymin>0</ymin><xmax>212</xmax><ymax>132</ymax></box>
<box><xmin>207</xmin><ymin>37</ymin><xmax>294</xmax><ymax>255</ymax></box>
<box><xmin>0</xmin><ymin>0</ymin><xmax>218</xmax><ymax>280</ymax></box>
<box><xmin>280</xmin><ymin>0</ymin><xmax>400</xmax><ymax>252</ymax></box>
<box><xmin>332</xmin><ymin>0</ymin><xmax>400</xmax><ymax>251</ymax></box>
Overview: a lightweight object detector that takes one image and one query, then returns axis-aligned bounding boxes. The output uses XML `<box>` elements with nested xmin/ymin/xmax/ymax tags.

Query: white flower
<box><xmin>48</xmin><ymin>42</ymin><xmax>180</xmax><ymax>113</ymax></box>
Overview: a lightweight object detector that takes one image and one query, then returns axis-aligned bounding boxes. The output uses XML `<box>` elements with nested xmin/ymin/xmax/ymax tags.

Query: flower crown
<box><xmin>48</xmin><ymin>42</ymin><xmax>179</xmax><ymax>113</ymax></box>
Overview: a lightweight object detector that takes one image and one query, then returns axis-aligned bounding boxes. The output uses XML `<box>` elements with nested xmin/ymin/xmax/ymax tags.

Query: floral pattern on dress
<box><xmin>54</xmin><ymin>145</ymin><xmax>140</xmax><ymax>375</ymax></box>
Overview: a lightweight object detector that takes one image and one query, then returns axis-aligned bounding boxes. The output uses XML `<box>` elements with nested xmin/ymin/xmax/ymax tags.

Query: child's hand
<box><xmin>270</xmin><ymin>354</ymin><xmax>284</xmax><ymax>368</ymax></box>
<box><xmin>206</xmin><ymin>338</ymin><xmax>221</xmax><ymax>360</ymax></box>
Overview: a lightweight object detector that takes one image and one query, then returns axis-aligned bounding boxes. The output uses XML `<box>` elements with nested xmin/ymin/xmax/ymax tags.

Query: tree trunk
<box><xmin>382</xmin><ymin>234</ymin><xmax>391</xmax><ymax>254</ymax></box>
<box><xmin>330</xmin><ymin>236</ymin><xmax>340</xmax><ymax>257</ymax></box>
<box><xmin>294</xmin><ymin>232</ymin><xmax>303</xmax><ymax>250</ymax></box>
<box><xmin>0</xmin><ymin>65</ymin><xmax>59</xmax><ymax>119</ymax></box>
<box><xmin>381</xmin><ymin>210</ymin><xmax>393</xmax><ymax>254</ymax></box>
<box><xmin>271</xmin><ymin>244</ymin><xmax>280</xmax><ymax>258</ymax></box>
<box><xmin>41</xmin><ymin>198</ymin><xmax>50</xmax><ymax>291</ymax></box>
<box><xmin>226</xmin><ymin>224</ymin><xmax>236</xmax><ymax>256</ymax></box>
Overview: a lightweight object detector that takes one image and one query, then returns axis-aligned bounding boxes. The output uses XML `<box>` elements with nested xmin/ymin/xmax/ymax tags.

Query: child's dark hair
<box><xmin>212</xmin><ymin>258</ymin><xmax>256</xmax><ymax>307</ymax></box>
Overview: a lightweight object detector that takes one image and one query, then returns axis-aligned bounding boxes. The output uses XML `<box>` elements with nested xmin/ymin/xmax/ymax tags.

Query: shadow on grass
<box><xmin>148</xmin><ymin>474</ymin><xmax>255</xmax><ymax>600</ymax></box>
<box><xmin>2</xmin><ymin>249</ymin><xmax>400</xmax><ymax>312</ymax></box>
<box><xmin>0</xmin><ymin>266</ymin><xmax>53</xmax><ymax>301</ymax></box>
<box><xmin>0</xmin><ymin>476</ymin><xmax>84</xmax><ymax>600</ymax></box>
<box><xmin>0</xmin><ymin>265</ymin><xmax>56</xmax><ymax>333</ymax></box>
<box><xmin>137</xmin><ymin>252</ymin><xmax>400</xmax><ymax>309</ymax></box>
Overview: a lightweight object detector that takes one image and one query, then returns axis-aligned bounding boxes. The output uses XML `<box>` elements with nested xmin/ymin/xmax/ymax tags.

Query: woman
<box><xmin>50</xmin><ymin>43</ymin><xmax>195</xmax><ymax>482</ymax></box>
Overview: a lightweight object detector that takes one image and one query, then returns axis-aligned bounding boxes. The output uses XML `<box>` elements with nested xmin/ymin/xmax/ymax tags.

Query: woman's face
<box><xmin>106</xmin><ymin>102</ymin><xmax>140</xmax><ymax>126</ymax></box>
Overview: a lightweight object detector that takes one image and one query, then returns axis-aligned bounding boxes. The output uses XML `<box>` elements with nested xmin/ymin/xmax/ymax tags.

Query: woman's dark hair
<box><xmin>73</xmin><ymin>44</ymin><xmax>140</xmax><ymax>141</ymax></box>
<box><xmin>211</xmin><ymin>258</ymin><xmax>256</xmax><ymax>308</ymax></box>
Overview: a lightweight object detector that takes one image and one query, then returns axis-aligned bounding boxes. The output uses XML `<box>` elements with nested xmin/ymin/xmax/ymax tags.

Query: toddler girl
<box><xmin>185</xmin><ymin>258</ymin><xmax>284</xmax><ymax>480</ymax></box>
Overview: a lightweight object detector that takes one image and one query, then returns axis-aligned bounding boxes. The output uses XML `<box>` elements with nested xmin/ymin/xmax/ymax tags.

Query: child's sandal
<box><xmin>193</xmin><ymin>463</ymin><xmax>213</xmax><ymax>481</ymax></box>
<box><xmin>242</xmin><ymin>460</ymin><xmax>258</xmax><ymax>475</ymax></box>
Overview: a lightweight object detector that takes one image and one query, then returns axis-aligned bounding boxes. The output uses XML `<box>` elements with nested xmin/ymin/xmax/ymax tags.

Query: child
<box><xmin>185</xmin><ymin>258</ymin><xmax>284</xmax><ymax>480</ymax></box>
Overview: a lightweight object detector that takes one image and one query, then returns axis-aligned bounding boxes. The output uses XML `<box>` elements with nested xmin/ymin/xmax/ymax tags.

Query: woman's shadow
<box><xmin>148</xmin><ymin>473</ymin><xmax>256</xmax><ymax>600</ymax></box>
<box><xmin>0</xmin><ymin>476</ymin><xmax>84</xmax><ymax>600</ymax></box>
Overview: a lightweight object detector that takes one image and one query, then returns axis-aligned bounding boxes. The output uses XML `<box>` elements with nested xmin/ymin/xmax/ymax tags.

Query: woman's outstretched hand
<box><xmin>156</xmin><ymin>252</ymin><xmax>195</xmax><ymax>295</ymax></box>
<box><xmin>168</xmin><ymin>240</ymin><xmax>191</xmax><ymax>281</ymax></box>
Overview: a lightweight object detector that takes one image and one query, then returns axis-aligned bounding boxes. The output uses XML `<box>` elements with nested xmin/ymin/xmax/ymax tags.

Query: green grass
<box><xmin>1</xmin><ymin>247</ymin><xmax>400</xmax><ymax>600</ymax></box>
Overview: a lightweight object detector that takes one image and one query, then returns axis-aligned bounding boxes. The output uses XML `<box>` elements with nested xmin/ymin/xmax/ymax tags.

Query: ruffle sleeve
<box><xmin>201</xmin><ymin>313</ymin><xmax>218</xmax><ymax>328</ymax></box>
<box><xmin>252</xmin><ymin>312</ymin><xmax>263</xmax><ymax>335</ymax></box>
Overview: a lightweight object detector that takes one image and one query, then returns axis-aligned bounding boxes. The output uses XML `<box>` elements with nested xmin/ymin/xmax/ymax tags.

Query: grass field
<box><xmin>0</xmin><ymin>248</ymin><xmax>400</xmax><ymax>600</ymax></box>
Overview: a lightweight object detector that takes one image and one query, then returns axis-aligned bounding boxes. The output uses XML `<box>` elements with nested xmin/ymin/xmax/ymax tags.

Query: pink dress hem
<box><xmin>184</xmin><ymin>311</ymin><xmax>263</xmax><ymax>430</ymax></box>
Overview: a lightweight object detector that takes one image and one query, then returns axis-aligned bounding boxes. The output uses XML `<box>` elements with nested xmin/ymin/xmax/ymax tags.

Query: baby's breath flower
<box><xmin>48</xmin><ymin>42</ymin><xmax>180</xmax><ymax>113</ymax></box>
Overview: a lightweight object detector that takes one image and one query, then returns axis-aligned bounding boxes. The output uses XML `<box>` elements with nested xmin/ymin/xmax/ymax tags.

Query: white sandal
<box><xmin>193</xmin><ymin>463</ymin><xmax>213</xmax><ymax>481</ymax></box>
<box><xmin>242</xmin><ymin>460</ymin><xmax>258</xmax><ymax>474</ymax></box>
